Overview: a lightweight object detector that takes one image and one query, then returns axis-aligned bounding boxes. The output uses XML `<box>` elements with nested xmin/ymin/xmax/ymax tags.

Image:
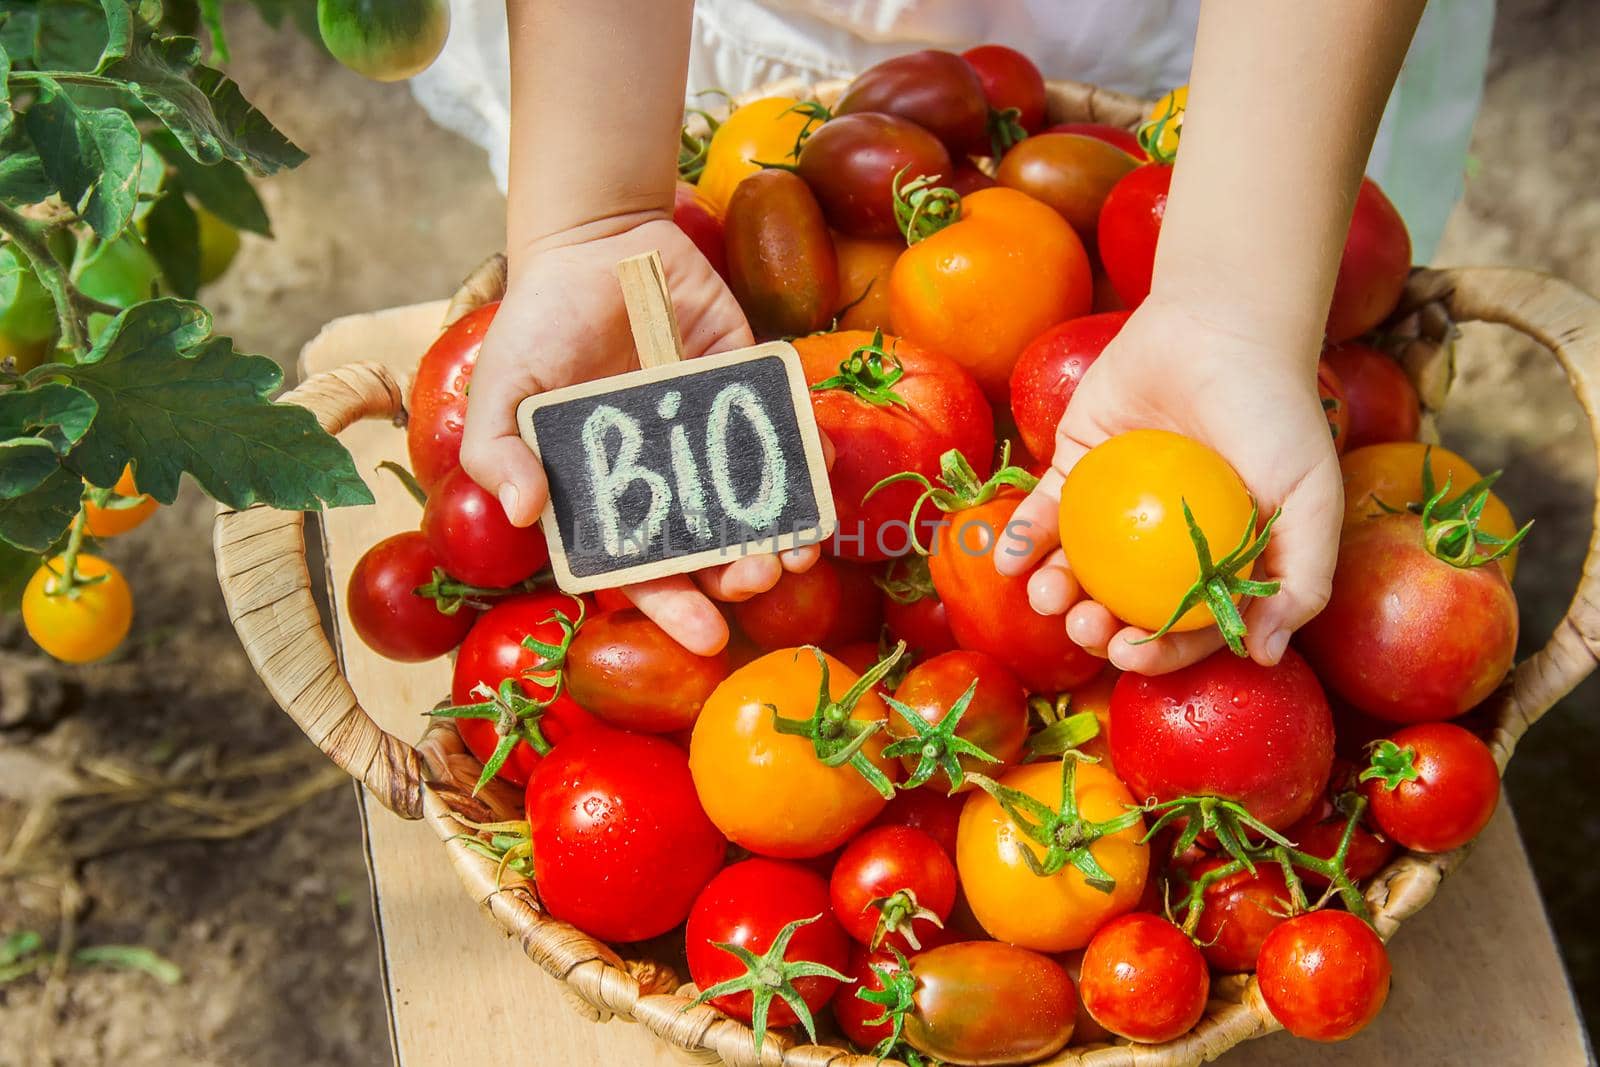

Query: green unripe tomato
<box><xmin>0</xmin><ymin>247</ymin><xmax>58</xmax><ymax>345</ymax></box>
<box><xmin>197</xmin><ymin>207</ymin><xmax>242</xmax><ymax>286</ymax></box>
<box><xmin>317</xmin><ymin>0</ymin><xmax>450</xmax><ymax>82</ymax></box>
<box><xmin>77</xmin><ymin>233</ymin><xmax>162</xmax><ymax>309</ymax></box>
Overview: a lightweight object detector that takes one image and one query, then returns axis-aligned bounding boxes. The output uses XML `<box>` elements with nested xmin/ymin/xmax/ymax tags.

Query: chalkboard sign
<box><xmin>516</xmin><ymin>253</ymin><xmax>836</xmax><ymax>594</ymax></box>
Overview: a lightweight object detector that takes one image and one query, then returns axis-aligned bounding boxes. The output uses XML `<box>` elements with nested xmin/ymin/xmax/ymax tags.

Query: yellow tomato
<box><xmin>22</xmin><ymin>554</ymin><xmax>134</xmax><ymax>663</ymax></box>
<box><xmin>695</xmin><ymin>97</ymin><xmax>816</xmax><ymax>215</ymax></box>
<box><xmin>1059</xmin><ymin>429</ymin><xmax>1257</xmax><ymax>633</ymax></box>
<box><xmin>689</xmin><ymin>648</ymin><xmax>899</xmax><ymax>857</ymax></box>
<box><xmin>84</xmin><ymin>465</ymin><xmax>159</xmax><ymax>538</ymax></box>
<box><xmin>1142</xmin><ymin>85</ymin><xmax>1188</xmax><ymax>158</ymax></box>
<box><xmin>957</xmin><ymin>759</ymin><xmax>1148</xmax><ymax>952</ymax></box>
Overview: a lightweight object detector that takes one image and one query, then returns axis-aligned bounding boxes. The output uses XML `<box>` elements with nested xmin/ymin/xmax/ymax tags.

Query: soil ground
<box><xmin>2</xmin><ymin>1</ymin><xmax>1597</xmax><ymax>1064</ymax></box>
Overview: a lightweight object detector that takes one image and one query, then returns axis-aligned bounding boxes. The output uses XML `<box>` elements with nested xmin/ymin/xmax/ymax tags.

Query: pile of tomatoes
<box><xmin>343</xmin><ymin>46</ymin><xmax>1527</xmax><ymax>1065</ymax></box>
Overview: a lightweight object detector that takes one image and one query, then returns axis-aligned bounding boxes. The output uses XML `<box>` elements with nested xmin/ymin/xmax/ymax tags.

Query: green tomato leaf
<box><xmin>0</xmin><ymin>438</ymin><xmax>64</xmax><ymax>499</ymax></box>
<box><xmin>24</xmin><ymin>76</ymin><xmax>142</xmax><ymax>239</ymax></box>
<box><xmin>0</xmin><ymin>467</ymin><xmax>81</xmax><ymax>550</ymax></box>
<box><xmin>1</xmin><ymin>46</ymin><xmax>13</xmax><ymax>135</ymax></box>
<box><xmin>105</xmin><ymin>35</ymin><xmax>307</xmax><ymax>175</ymax></box>
<box><xmin>0</xmin><ymin>126</ymin><xmax>55</xmax><ymax>206</ymax></box>
<box><xmin>32</xmin><ymin>0</ymin><xmax>107</xmax><ymax>72</ymax></box>
<box><xmin>197</xmin><ymin>0</ymin><xmax>227</xmax><ymax>63</ymax></box>
<box><xmin>0</xmin><ymin>540</ymin><xmax>33</xmax><ymax>611</ymax></box>
<box><xmin>130</xmin><ymin>139</ymin><xmax>166</xmax><ymax>223</ymax></box>
<box><xmin>1</xmin><ymin>7</ymin><xmax>41</xmax><ymax>66</ymax></box>
<box><xmin>95</xmin><ymin>0</ymin><xmax>134</xmax><ymax>69</ymax></box>
<box><xmin>61</xmin><ymin>298</ymin><xmax>372</xmax><ymax>510</ymax></box>
<box><xmin>147</xmin><ymin>129</ymin><xmax>270</xmax><ymax>234</ymax></box>
<box><xmin>143</xmin><ymin>184</ymin><xmax>200</xmax><ymax>297</ymax></box>
<box><xmin>0</xmin><ymin>382</ymin><xmax>99</xmax><ymax>454</ymax></box>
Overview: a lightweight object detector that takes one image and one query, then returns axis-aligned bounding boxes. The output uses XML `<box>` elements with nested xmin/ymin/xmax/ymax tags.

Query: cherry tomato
<box><xmin>1299</xmin><ymin>512</ymin><xmax>1518</xmax><ymax>724</ymax></box>
<box><xmin>1079</xmin><ymin>912</ymin><xmax>1208</xmax><ymax>1043</ymax></box>
<box><xmin>1256</xmin><ymin>910</ymin><xmax>1391</xmax><ymax>1041</ymax></box>
<box><xmin>1096</xmin><ymin>162</ymin><xmax>1171</xmax><ymax>307</ymax></box>
<box><xmin>407</xmin><ymin>301</ymin><xmax>495</xmax><ymax>493</ymax></box>
<box><xmin>996</xmin><ymin>133</ymin><xmax>1138</xmax><ymax>239</ymax></box>
<box><xmin>1322</xmin><ymin>342</ymin><xmax>1420</xmax><ymax>449</ymax></box>
<box><xmin>1186</xmin><ymin>856</ymin><xmax>1293</xmax><ymax>973</ymax></box>
<box><xmin>1111</xmin><ymin>648</ymin><xmax>1335</xmax><ymax>830</ymax></box>
<box><xmin>420</xmin><ymin>465</ymin><xmax>550</xmax><ymax>588</ymax></box>
<box><xmin>1326</xmin><ymin>178</ymin><xmax>1411</xmax><ymax>343</ymax></box>
<box><xmin>1318</xmin><ymin>357</ymin><xmax>1351</xmax><ymax>456</ymax></box>
<box><xmin>798</xmin><ymin>330</ymin><xmax>994</xmax><ymax>562</ymax></box>
<box><xmin>881</xmin><ymin>579</ymin><xmax>958</xmax><ymax>659</ymax></box>
<box><xmin>961</xmin><ymin>44</ymin><xmax>1048</xmax><ymax>135</ymax></box>
<box><xmin>836</xmin><ymin>50</ymin><xmax>991</xmax><ymax>156</ymax></box>
<box><xmin>926</xmin><ymin>491</ymin><xmax>1101</xmax><ymax>692</ymax></box>
<box><xmin>685</xmin><ymin>858</ymin><xmax>851</xmax><ymax>1029</ymax></box>
<box><xmin>829</xmin><ymin>825</ymin><xmax>957</xmax><ymax>952</ymax></box>
<box><xmin>592</xmin><ymin>587</ymin><xmax>631</xmax><ymax>613</ymax></box>
<box><xmin>696</xmin><ymin>96</ymin><xmax>817</xmax><ymax>215</ymax></box>
<box><xmin>798</xmin><ymin>113</ymin><xmax>951</xmax><ymax>239</ymax></box>
<box><xmin>886</xmin><ymin>651</ymin><xmax>1029</xmax><ymax>793</ymax></box>
<box><xmin>833</xmin><ymin>944</ymin><xmax>906</xmax><ymax>1049</ymax></box>
<box><xmin>565</xmin><ymin>608</ymin><xmax>731</xmax><ymax>733</ymax></box>
<box><xmin>891</xmin><ymin>187</ymin><xmax>1092</xmax><ymax>402</ymax></box>
<box><xmin>1142</xmin><ymin>85</ymin><xmax>1188</xmax><ymax>158</ymax></box>
<box><xmin>1361</xmin><ymin>722</ymin><xmax>1500</xmax><ymax>853</ymax></box>
<box><xmin>317</xmin><ymin>0</ymin><xmax>449</xmax><ymax>82</ymax></box>
<box><xmin>1065</xmin><ymin>665</ymin><xmax>1120</xmax><ymax>766</ymax></box>
<box><xmin>526</xmin><ymin>730</ymin><xmax>723</xmax><ymax>942</ymax></box>
<box><xmin>1060</xmin><ymin>429</ymin><xmax>1258</xmax><ymax>634</ymax></box>
<box><xmin>83</xmin><ymin>464</ymin><xmax>158</xmax><ymax>538</ymax></box>
<box><xmin>957</xmin><ymin>759</ymin><xmax>1148</xmax><ymax>951</ymax></box>
<box><xmin>22</xmin><ymin>554</ymin><xmax>133</xmax><ymax>663</ymax></box>
<box><xmin>690</xmin><ymin>648</ymin><xmax>900</xmax><ymax>857</ymax></box>
<box><xmin>1287</xmin><ymin>790</ymin><xmax>1396</xmax><ymax>889</ymax></box>
<box><xmin>900</xmin><ymin>941</ymin><xmax>1077</xmax><ymax>1063</ymax></box>
<box><xmin>868</xmin><ymin>789</ymin><xmax>964</xmax><ymax>864</ymax></box>
<box><xmin>832</xmin><ymin>232</ymin><xmax>902</xmax><ymax>331</ymax></box>
<box><xmin>347</xmin><ymin>531</ymin><xmax>475</xmax><ymax>662</ymax></box>
<box><xmin>1008</xmin><ymin>310</ymin><xmax>1130</xmax><ymax>461</ymax></box>
<box><xmin>674</xmin><ymin>181</ymin><xmax>728</xmax><ymax>281</ymax></box>
<box><xmin>730</xmin><ymin>556</ymin><xmax>882</xmax><ymax>649</ymax></box>
<box><xmin>724</xmin><ymin>169</ymin><xmax>839</xmax><ymax>339</ymax></box>
<box><xmin>1047</xmin><ymin>121</ymin><xmax>1145</xmax><ymax>158</ymax></box>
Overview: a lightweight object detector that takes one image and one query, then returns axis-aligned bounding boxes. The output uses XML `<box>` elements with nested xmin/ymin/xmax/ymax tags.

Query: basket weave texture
<box><xmin>212</xmin><ymin>79</ymin><xmax>1600</xmax><ymax>1067</ymax></box>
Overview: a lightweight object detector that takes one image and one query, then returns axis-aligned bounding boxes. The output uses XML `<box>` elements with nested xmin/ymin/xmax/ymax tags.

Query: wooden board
<box><xmin>305</xmin><ymin>302</ymin><xmax>1591</xmax><ymax>1067</ymax></box>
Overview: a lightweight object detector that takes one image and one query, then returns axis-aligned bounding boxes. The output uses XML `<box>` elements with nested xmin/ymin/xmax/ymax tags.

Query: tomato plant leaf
<box><xmin>196</xmin><ymin>0</ymin><xmax>226</xmax><ymax>63</ymax></box>
<box><xmin>0</xmin><ymin>438</ymin><xmax>64</xmax><ymax>498</ymax></box>
<box><xmin>147</xmin><ymin>129</ymin><xmax>270</xmax><ymax>234</ymax></box>
<box><xmin>0</xmin><ymin>382</ymin><xmax>99</xmax><ymax>457</ymax></box>
<box><xmin>24</xmin><ymin>76</ymin><xmax>141</xmax><ymax>239</ymax></box>
<box><xmin>105</xmin><ymin>34</ymin><xmax>307</xmax><ymax>175</ymax></box>
<box><xmin>0</xmin><ymin>467</ymin><xmax>82</xmax><ymax>550</ymax></box>
<box><xmin>1</xmin><ymin>6</ymin><xmax>41</xmax><ymax>66</ymax></box>
<box><xmin>143</xmin><ymin>183</ymin><xmax>200</xmax><ymax>297</ymax></box>
<box><xmin>0</xmin><ymin>128</ymin><xmax>53</xmax><ymax>205</ymax></box>
<box><xmin>32</xmin><ymin>0</ymin><xmax>107</xmax><ymax>72</ymax></box>
<box><xmin>94</xmin><ymin>0</ymin><xmax>134</xmax><ymax>70</ymax></box>
<box><xmin>1</xmin><ymin>46</ymin><xmax>13</xmax><ymax>134</ymax></box>
<box><xmin>61</xmin><ymin>298</ymin><xmax>373</xmax><ymax>509</ymax></box>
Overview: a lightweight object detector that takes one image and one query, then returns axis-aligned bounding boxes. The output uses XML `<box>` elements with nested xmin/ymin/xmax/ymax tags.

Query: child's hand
<box><xmin>459</xmin><ymin>213</ymin><xmax>821</xmax><ymax>655</ymax></box>
<box><xmin>997</xmin><ymin>296</ymin><xmax>1343</xmax><ymax>674</ymax></box>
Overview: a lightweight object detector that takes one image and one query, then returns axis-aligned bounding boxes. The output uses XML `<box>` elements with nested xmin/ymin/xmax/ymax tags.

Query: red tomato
<box><xmin>1096</xmin><ymin>162</ymin><xmax>1171</xmax><ymax>307</ymax></box>
<box><xmin>347</xmin><ymin>531</ymin><xmax>475</xmax><ymax>661</ymax></box>
<box><xmin>797</xmin><ymin>113</ymin><xmax>951</xmax><ymax>239</ymax></box>
<box><xmin>674</xmin><ymin>181</ymin><xmax>728</xmax><ymax>281</ymax></box>
<box><xmin>685</xmin><ymin>859</ymin><xmax>851</xmax><ymax>1030</ymax></box>
<box><xmin>1009</xmin><ymin>311</ymin><xmax>1130</xmax><ymax>461</ymax></box>
<box><xmin>565</xmin><ymin>608</ymin><xmax>731</xmax><ymax>733</ymax></box>
<box><xmin>882</xmin><ymin>591</ymin><xmax>957</xmax><ymax>659</ymax></box>
<box><xmin>1318</xmin><ymin>357</ymin><xmax>1352</xmax><ymax>456</ymax></box>
<box><xmin>798</xmin><ymin>330</ymin><xmax>994</xmax><ymax>562</ymax></box>
<box><xmin>526</xmin><ymin>731</ymin><xmax>723</xmax><ymax>942</ymax></box>
<box><xmin>885</xmin><ymin>650</ymin><xmax>1030</xmax><ymax>792</ymax></box>
<box><xmin>420</xmin><ymin>466</ymin><xmax>550</xmax><ymax>588</ymax></box>
<box><xmin>1257</xmin><ymin>911</ymin><xmax>1391</xmax><ymax>1041</ymax></box>
<box><xmin>1047</xmin><ymin>122</ymin><xmax>1145</xmax><ymax>159</ymax></box>
<box><xmin>1326</xmin><ymin>178</ymin><xmax>1411</xmax><ymax>343</ymax></box>
<box><xmin>867</xmin><ymin>786</ymin><xmax>964</xmax><ymax>860</ymax></box>
<box><xmin>833</xmin><ymin>945</ymin><xmax>906</xmax><ymax>1049</ymax></box>
<box><xmin>900</xmin><ymin>942</ymin><xmax>1078</xmax><ymax>1063</ymax></box>
<box><xmin>1110</xmin><ymin>648</ymin><xmax>1335</xmax><ymax>830</ymax></box>
<box><xmin>1298</xmin><ymin>513</ymin><xmax>1518</xmax><ymax>724</ymax></box>
<box><xmin>593</xmin><ymin>587</ymin><xmax>631</xmax><ymax>613</ymax></box>
<box><xmin>730</xmin><ymin>556</ymin><xmax>883</xmax><ymax>649</ymax></box>
<box><xmin>1187</xmin><ymin>857</ymin><xmax>1293</xmax><ymax>973</ymax></box>
<box><xmin>724</xmin><ymin>169</ymin><xmax>839</xmax><ymax>339</ymax></box>
<box><xmin>961</xmin><ymin>44</ymin><xmax>1047</xmax><ymax>135</ymax></box>
<box><xmin>1285</xmin><ymin>765</ymin><xmax>1396</xmax><ymax>888</ymax></box>
<box><xmin>947</xmin><ymin>161</ymin><xmax>997</xmax><ymax>197</ymax></box>
<box><xmin>407</xmin><ymin>302</ymin><xmax>495</xmax><ymax>493</ymax></box>
<box><xmin>1079</xmin><ymin>913</ymin><xmax>1209</xmax><ymax>1043</ymax></box>
<box><xmin>829</xmin><ymin>825</ymin><xmax>957</xmax><ymax>952</ymax></box>
<box><xmin>836</xmin><ymin>50</ymin><xmax>991</xmax><ymax>156</ymax></box>
<box><xmin>1361</xmin><ymin>723</ymin><xmax>1500</xmax><ymax>853</ymax></box>
<box><xmin>1322</xmin><ymin>342</ymin><xmax>1420</xmax><ymax>450</ymax></box>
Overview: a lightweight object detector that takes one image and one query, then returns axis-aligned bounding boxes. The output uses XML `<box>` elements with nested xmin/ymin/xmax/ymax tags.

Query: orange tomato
<box><xmin>696</xmin><ymin>97</ymin><xmax>816</xmax><ymax>215</ymax></box>
<box><xmin>889</xmin><ymin>187</ymin><xmax>1092</xmax><ymax>402</ymax></box>
<box><xmin>22</xmin><ymin>554</ymin><xmax>133</xmax><ymax>663</ymax></box>
<box><xmin>1066</xmin><ymin>666</ymin><xmax>1120</xmax><ymax>766</ymax></box>
<box><xmin>957</xmin><ymin>759</ymin><xmax>1148</xmax><ymax>951</ymax></box>
<box><xmin>84</xmin><ymin>464</ymin><xmax>158</xmax><ymax>538</ymax></box>
<box><xmin>689</xmin><ymin>648</ymin><xmax>900</xmax><ymax>857</ymax></box>
<box><xmin>831</xmin><ymin>232</ymin><xmax>901</xmax><ymax>331</ymax></box>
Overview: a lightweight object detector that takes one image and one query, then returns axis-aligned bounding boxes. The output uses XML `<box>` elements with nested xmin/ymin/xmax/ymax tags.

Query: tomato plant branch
<box><xmin>0</xmin><ymin>202</ymin><xmax>103</xmax><ymax>354</ymax></box>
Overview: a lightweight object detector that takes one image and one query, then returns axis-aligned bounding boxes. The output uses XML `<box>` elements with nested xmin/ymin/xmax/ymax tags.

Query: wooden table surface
<box><xmin>304</xmin><ymin>301</ymin><xmax>1591</xmax><ymax>1067</ymax></box>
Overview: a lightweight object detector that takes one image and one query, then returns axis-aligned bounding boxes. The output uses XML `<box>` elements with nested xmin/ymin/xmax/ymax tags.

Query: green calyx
<box><xmin>874</xmin><ymin>554</ymin><xmax>937</xmax><ymax>605</ymax></box>
<box><xmin>856</xmin><ymin>947</ymin><xmax>916</xmax><ymax>1057</ymax></box>
<box><xmin>1359</xmin><ymin>739</ymin><xmax>1421</xmax><ymax>791</ymax></box>
<box><xmin>966</xmin><ymin>754</ymin><xmax>1144</xmax><ymax>889</ymax></box>
<box><xmin>448</xmin><ymin>817</ymin><xmax>534</xmax><ymax>886</ymax></box>
<box><xmin>685</xmin><ymin>914</ymin><xmax>852</xmax><ymax>1053</ymax></box>
<box><xmin>1135</xmin><ymin>95</ymin><xmax>1182</xmax><ymax>164</ymax></box>
<box><xmin>783</xmin><ymin>99</ymin><xmax>833</xmax><ymax>160</ymax></box>
<box><xmin>892</xmin><ymin>167</ymin><xmax>962</xmax><ymax>245</ymax></box>
<box><xmin>770</xmin><ymin>644</ymin><xmax>906</xmax><ymax>799</ymax></box>
<box><xmin>413</xmin><ymin>567</ymin><xmax>551</xmax><ymax>615</ymax></box>
<box><xmin>987</xmin><ymin>106</ymin><xmax>1029</xmax><ymax>160</ymax></box>
<box><xmin>677</xmin><ymin>90</ymin><xmax>732</xmax><ymax>183</ymax></box>
<box><xmin>1409</xmin><ymin>450</ymin><xmax>1531</xmax><ymax>568</ymax></box>
<box><xmin>865</xmin><ymin>443</ymin><xmax>1038</xmax><ymax>554</ymax></box>
<box><xmin>1133</xmin><ymin>498</ymin><xmax>1281</xmax><ymax>657</ymax></box>
<box><xmin>868</xmin><ymin>889</ymin><xmax>944</xmax><ymax>951</ymax></box>
<box><xmin>810</xmin><ymin>328</ymin><xmax>910</xmax><ymax>408</ymax></box>
<box><xmin>1025</xmin><ymin>708</ymin><xmax>1103</xmax><ymax>759</ymax></box>
<box><xmin>883</xmin><ymin>679</ymin><xmax>1002</xmax><ymax>793</ymax></box>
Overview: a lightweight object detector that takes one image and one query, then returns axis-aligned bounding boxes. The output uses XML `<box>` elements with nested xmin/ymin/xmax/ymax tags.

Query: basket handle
<box><xmin>1401</xmin><ymin>266</ymin><xmax>1600</xmax><ymax>761</ymax></box>
<box><xmin>213</xmin><ymin>361</ymin><xmax>427</xmax><ymax>819</ymax></box>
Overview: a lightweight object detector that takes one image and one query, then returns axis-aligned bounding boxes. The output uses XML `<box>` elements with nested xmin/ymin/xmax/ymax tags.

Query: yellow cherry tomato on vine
<box><xmin>957</xmin><ymin>759</ymin><xmax>1148</xmax><ymax>952</ymax></box>
<box><xmin>84</xmin><ymin>465</ymin><xmax>159</xmax><ymax>538</ymax></box>
<box><xmin>696</xmin><ymin>97</ymin><xmax>817</xmax><ymax>215</ymax></box>
<box><xmin>1059</xmin><ymin>429</ymin><xmax>1259</xmax><ymax>634</ymax></box>
<box><xmin>1142</xmin><ymin>85</ymin><xmax>1187</xmax><ymax>158</ymax></box>
<box><xmin>22</xmin><ymin>554</ymin><xmax>133</xmax><ymax>663</ymax></box>
<box><xmin>690</xmin><ymin>647</ymin><xmax>901</xmax><ymax>858</ymax></box>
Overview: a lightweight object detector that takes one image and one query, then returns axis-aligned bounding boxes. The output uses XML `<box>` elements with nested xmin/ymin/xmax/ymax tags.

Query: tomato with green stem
<box><xmin>1318</xmin><ymin>357</ymin><xmax>1351</xmax><ymax>455</ymax></box>
<box><xmin>829</xmin><ymin>825</ymin><xmax>957</xmax><ymax>953</ymax></box>
<box><xmin>347</xmin><ymin>531</ymin><xmax>476</xmax><ymax>662</ymax></box>
<box><xmin>696</xmin><ymin>97</ymin><xmax>822</xmax><ymax>215</ymax></box>
<box><xmin>1008</xmin><ymin>310</ymin><xmax>1130</xmax><ymax>462</ymax></box>
<box><xmin>23</xmin><ymin>553</ymin><xmax>133</xmax><ymax>663</ymax></box>
<box><xmin>962</xmin><ymin>44</ymin><xmax>1048</xmax><ymax>139</ymax></box>
<box><xmin>1078</xmin><ymin>912</ymin><xmax>1209</xmax><ymax>1043</ymax></box>
<box><xmin>1287</xmin><ymin>789</ymin><xmax>1395</xmax><ymax>889</ymax></box>
<box><xmin>1360</xmin><ymin>723</ymin><xmax>1500</xmax><ymax>853</ymax></box>
<box><xmin>565</xmin><ymin>608</ymin><xmax>730</xmax><ymax>733</ymax></box>
<box><xmin>407</xmin><ymin>301</ymin><xmax>496</xmax><ymax>493</ymax></box>
<box><xmin>317</xmin><ymin>0</ymin><xmax>450</xmax><ymax>82</ymax></box>
<box><xmin>1256</xmin><ymin>910</ymin><xmax>1391</xmax><ymax>1042</ymax></box>
<box><xmin>1182</xmin><ymin>856</ymin><xmax>1294</xmax><ymax>973</ymax></box>
<box><xmin>797</xmin><ymin>113</ymin><xmax>951</xmax><ymax>240</ymax></box>
<box><xmin>836</xmin><ymin>50</ymin><xmax>992</xmax><ymax>156</ymax></box>
<box><xmin>421</xmin><ymin>465</ymin><xmax>550</xmax><ymax>589</ymax></box>
<box><xmin>1322</xmin><ymin>342</ymin><xmax>1420</xmax><ymax>450</ymax></box>
<box><xmin>83</xmin><ymin>464</ymin><xmax>158</xmax><ymax>538</ymax></box>
<box><xmin>883</xmin><ymin>650</ymin><xmax>1028</xmax><ymax>793</ymax></box>
<box><xmin>832</xmin><ymin>944</ymin><xmax>907</xmax><ymax>1050</ymax></box>
<box><xmin>724</xmin><ymin>169</ymin><xmax>839</xmax><ymax>339</ymax></box>
<box><xmin>877</xmin><ymin>555</ymin><xmax>957</xmax><ymax>657</ymax></box>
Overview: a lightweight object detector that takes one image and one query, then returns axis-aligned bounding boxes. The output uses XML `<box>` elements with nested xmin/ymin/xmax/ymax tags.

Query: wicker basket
<box><xmin>212</xmin><ymin>79</ymin><xmax>1600</xmax><ymax>1067</ymax></box>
